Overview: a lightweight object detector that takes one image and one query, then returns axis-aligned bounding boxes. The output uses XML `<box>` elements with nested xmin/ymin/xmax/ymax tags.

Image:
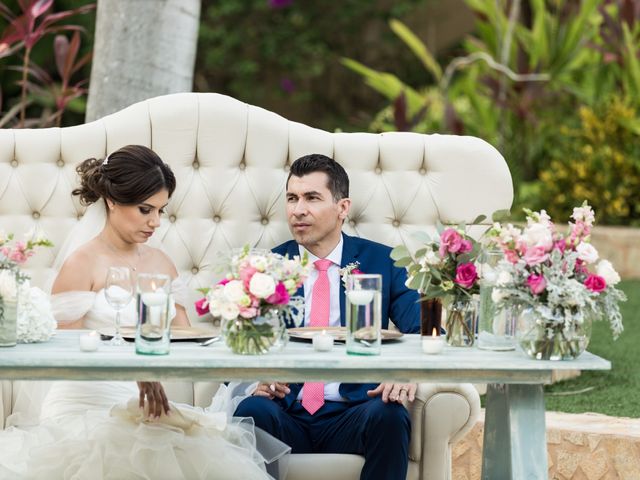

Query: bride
<box><xmin>0</xmin><ymin>145</ymin><xmax>289</xmax><ymax>479</ymax></box>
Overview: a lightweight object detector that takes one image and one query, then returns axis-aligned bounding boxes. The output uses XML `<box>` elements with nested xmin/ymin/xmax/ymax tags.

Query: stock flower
<box><xmin>584</xmin><ymin>274</ymin><xmax>606</xmax><ymax>293</ymax></box>
<box><xmin>455</xmin><ymin>263</ymin><xmax>478</xmax><ymax>289</ymax></box>
<box><xmin>522</xmin><ymin>223</ymin><xmax>554</xmax><ymax>251</ymax></box>
<box><xmin>249</xmin><ymin>272</ymin><xmax>276</xmax><ymax>299</ymax></box>
<box><xmin>596</xmin><ymin>260</ymin><xmax>620</xmax><ymax>286</ymax></box>
<box><xmin>526</xmin><ymin>274</ymin><xmax>547</xmax><ymax>295</ymax></box>
<box><xmin>439</xmin><ymin>228</ymin><xmax>463</xmax><ymax>257</ymax></box>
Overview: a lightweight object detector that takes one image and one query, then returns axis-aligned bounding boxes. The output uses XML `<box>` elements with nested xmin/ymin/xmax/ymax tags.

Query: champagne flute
<box><xmin>104</xmin><ymin>266</ymin><xmax>134</xmax><ymax>346</ymax></box>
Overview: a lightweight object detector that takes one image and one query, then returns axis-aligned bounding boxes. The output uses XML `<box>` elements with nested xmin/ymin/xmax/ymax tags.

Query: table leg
<box><xmin>481</xmin><ymin>383</ymin><xmax>548</xmax><ymax>480</ymax></box>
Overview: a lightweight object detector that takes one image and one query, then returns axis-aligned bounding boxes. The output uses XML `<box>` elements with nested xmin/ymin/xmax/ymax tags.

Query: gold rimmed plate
<box><xmin>288</xmin><ymin>326</ymin><xmax>403</xmax><ymax>343</ymax></box>
<box><xmin>98</xmin><ymin>326</ymin><xmax>218</xmax><ymax>342</ymax></box>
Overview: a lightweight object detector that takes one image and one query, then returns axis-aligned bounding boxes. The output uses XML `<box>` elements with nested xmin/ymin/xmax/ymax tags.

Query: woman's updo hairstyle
<box><xmin>72</xmin><ymin>145</ymin><xmax>176</xmax><ymax>206</ymax></box>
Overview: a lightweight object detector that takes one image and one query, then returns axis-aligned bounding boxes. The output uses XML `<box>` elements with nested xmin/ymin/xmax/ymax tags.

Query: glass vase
<box><xmin>444</xmin><ymin>297</ymin><xmax>478</xmax><ymax>347</ymax></box>
<box><xmin>516</xmin><ymin>307</ymin><xmax>593</xmax><ymax>360</ymax></box>
<box><xmin>222</xmin><ymin>309</ymin><xmax>285</xmax><ymax>355</ymax></box>
<box><xmin>0</xmin><ymin>268</ymin><xmax>19</xmax><ymax>347</ymax></box>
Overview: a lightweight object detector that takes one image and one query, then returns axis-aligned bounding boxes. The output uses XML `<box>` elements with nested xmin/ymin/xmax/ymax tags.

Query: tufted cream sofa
<box><xmin>0</xmin><ymin>92</ymin><xmax>513</xmax><ymax>479</ymax></box>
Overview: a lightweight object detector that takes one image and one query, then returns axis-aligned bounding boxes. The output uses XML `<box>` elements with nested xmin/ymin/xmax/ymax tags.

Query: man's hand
<box><xmin>252</xmin><ymin>382</ymin><xmax>290</xmax><ymax>399</ymax></box>
<box><xmin>136</xmin><ymin>381</ymin><xmax>170</xmax><ymax>418</ymax></box>
<box><xmin>367</xmin><ymin>383</ymin><xmax>417</xmax><ymax>403</ymax></box>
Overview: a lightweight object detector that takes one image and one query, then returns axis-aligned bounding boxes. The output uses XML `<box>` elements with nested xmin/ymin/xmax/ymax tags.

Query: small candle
<box><xmin>140</xmin><ymin>291</ymin><xmax>168</xmax><ymax>307</ymax></box>
<box><xmin>312</xmin><ymin>329</ymin><xmax>334</xmax><ymax>352</ymax></box>
<box><xmin>422</xmin><ymin>327</ymin><xmax>444</xmax><ymax>355</ymax></box>
<box><xmin>79</xmin><ymin>330</ymin><xmax>100</xmax><ymax>352</ymax></box>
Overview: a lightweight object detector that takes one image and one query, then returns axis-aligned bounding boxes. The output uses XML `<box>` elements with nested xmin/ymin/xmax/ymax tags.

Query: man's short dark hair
<box><xmin>287</xmin><ymin>154</ymin><xmax>349</xmax><ymax>201</ymax></box>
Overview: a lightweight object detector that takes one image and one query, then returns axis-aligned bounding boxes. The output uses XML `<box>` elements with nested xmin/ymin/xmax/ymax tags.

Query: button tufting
<box><xmin>192</xmin><ymin>160</ymin><xmax>200</xmax><ymax>169</ymax></box>
<box><xmin>213</xmin><ymin>215</ymin><xmax>221</xmax><ymax>223</ymax></box>
<box><xmin>77</xmin><ymin>213</ymin><xmax>83</xmax><ymax>220</ymax></box>
<box><xmin>191</xmin><ymin>267</ymin><xmax>199</xmax><ymax>274</ymax></box>
<box><xmin>419</xmin><ymin>168</ymin><xmax>427</xmax><ymax>175</ymax></box>
<box><xmin>32</xmin><ymin>211</ymin><xmax>40</xmax><ymax>219</ymax></box>
<box><xmin>261</xmin><ymin>217</ymin><xmax>269</xmax><ymax>225</ymax></box>
<box><xmin>375</xmin><ymin>167</ymin><xmax>382</xmax><ymax>174</ymax></box>
<box><xmin>239</xmin><ymin>162</ymin><xmax>246</xmax><ymax>171</ymax></box>
<box><xmin>169</xmin><ymin>215</ymin><xmax>177</xmax><ymax>223</ymax></box>
<box><xmin>10</xmin><ymin>160</ymin><xmax>18</xmax><ymax>167</ymax></box>
<box><xmin>349</xmin><ymin>220</ymin><xmax>356</xmax><ymax>227</ymax></box>
<box><xmin>56</xmin><ymin>159</ymin><xmax>65</xmax><ymax>167</ymax></box>
<box><xmin>392</xmin><ymin>219</ymin><xmax>400</xmax><ymax>227</ymax></box>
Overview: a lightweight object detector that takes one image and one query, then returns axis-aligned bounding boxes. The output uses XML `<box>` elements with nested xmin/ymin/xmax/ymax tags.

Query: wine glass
<box><xmin>104</xmin><ymin>266</ymin><xmax>134</xmax><ymax>346</ymax></box>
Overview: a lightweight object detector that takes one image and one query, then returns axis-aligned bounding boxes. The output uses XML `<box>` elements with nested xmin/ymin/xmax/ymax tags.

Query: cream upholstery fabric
<box><xmin>0</xmin><ymin>92</ymin><xmax>512</xmax><ymax>479</ymax></box>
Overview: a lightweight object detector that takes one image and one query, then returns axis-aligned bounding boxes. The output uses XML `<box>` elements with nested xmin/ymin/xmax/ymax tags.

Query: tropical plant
<box><xmin>0</xmin><ymin>0</ymin><xmax>94</xmax><ymax>127</ymax></box>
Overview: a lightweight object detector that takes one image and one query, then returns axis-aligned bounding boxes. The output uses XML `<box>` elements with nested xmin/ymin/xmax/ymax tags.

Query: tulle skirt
<box><xmin>0</xmin><ymin>381</ymin><xmax>289</xmax><ymax>480</ymax></box>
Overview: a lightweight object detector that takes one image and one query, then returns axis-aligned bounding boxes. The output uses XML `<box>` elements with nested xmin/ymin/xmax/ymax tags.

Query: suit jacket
<box><xmin>272</xmin><ymin>232</ymin><xmax>420</xmax><ymax>409</ymax></box>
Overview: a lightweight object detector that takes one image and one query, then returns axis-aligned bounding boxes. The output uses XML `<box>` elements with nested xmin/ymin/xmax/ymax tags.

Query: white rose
<box><xmin>219</xmin><ymin>302</ymin><xmax>240</xmax><ymax>321</ymax></box>
<box><xmin>223</xmin><ymin>280</ymin><xmax>246</xmax><ymax>303</ymax></box>
<box><xmin>576</xmin><ymin>242</ymin><xmax>599</xmax><ymax>264</ymax></box>
<box><xmin>496</xmin><ymin>270</ymin><xmax>512</xmax><ymax>287</ymax></box>
<box><xmin>522</xmin><ymin>223</ymin><xmax>553</xmax><ymax>250</ymax></box>
<box><xmin>0</xmin><ymin>269</ymin><xmax>18</xmax><ymax>301</ymax></box>
<box><xmin>249</xmin><ymin>272</ymin><xmax>276</xmax><ymax>299</ymax></box>
<box><xmin>596</xmin><ymin>260</ymin><xmax>620</xmax><ymax>286</ymax></box>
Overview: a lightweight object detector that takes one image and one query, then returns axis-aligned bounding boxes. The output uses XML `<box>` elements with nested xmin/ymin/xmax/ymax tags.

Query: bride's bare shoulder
<box><xmin>144</xmin><ymin>245</ymin><xmax>178</xmax><ymax>277</ymax></box>
<box><xmin>52</xmin><ymin>239</ymin><xmax>102</xmax><ymax>293</ymax></box>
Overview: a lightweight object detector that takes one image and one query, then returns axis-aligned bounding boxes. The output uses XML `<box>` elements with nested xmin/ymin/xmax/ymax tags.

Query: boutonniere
<box><xmin>339</xmin><ymin>261</ymin><xmax>362</xmax><ymax>288</ymax></box>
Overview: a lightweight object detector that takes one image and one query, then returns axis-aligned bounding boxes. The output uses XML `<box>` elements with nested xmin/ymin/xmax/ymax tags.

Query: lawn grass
<box><xmin>542</xmin><ymin>280</ymin><xmax>640</xmax><ymax>418</ymax></box>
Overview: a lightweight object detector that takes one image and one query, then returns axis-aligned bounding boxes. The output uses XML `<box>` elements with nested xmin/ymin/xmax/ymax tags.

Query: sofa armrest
<box><xmin>1</xmin><ymin>380</ymin><xmax>11</xmax><ymax>429</ymax></box>
<box><xmin>407</xmin><ymin>383</ymin><xmax>480</xmax><ymax>480</ymax></box>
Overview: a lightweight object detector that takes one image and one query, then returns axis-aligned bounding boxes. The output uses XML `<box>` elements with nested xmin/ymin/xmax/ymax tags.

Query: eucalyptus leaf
<box><xmin>390</xmin><ymin>245</ymin><xmax>410</xmax><ymax>261</ymax></box>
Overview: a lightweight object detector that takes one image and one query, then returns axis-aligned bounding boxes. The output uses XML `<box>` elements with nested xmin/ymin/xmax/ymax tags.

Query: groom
<box><xmin>234</xmin><ymin>154</ymin><xmax>420</xmax><ymax>480</ymax></box>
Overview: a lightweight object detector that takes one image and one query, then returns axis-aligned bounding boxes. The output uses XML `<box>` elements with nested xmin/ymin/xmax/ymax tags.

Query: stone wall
<box><xmin>583</xmin><ymin>226</ymin><xmax>640</xmax><ymax>280</ymax></box>
<box><xmin>452</xmin><ymin>411</ymin><xmax>640</xmax><ymax>479</ymax></box>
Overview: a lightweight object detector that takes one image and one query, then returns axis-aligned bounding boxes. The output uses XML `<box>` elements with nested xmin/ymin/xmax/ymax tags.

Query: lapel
<box><xmin>339</xmin><ymin>233</ymin><xmax>360</xmax><ymax>327</ymax></box>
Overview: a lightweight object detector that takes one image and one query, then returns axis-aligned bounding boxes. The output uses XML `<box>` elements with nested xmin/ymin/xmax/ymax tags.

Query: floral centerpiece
<box><xmin>488</xmin><ymin>202</ymin><xmax>626</xmax><ymax>360</ymax></box>
<box><xmin>391</xmin><ymin>224</ymin><xmax>482</xmax><ymax>346</ymax></box>
<box><xmin>196</xmin><ymin>246</ymin><xmax>311</xmax><ymax>354</ymax></box>
<box><xmin>0</xmin><ymin>231</ymin><xmax>53</xmax><ymax>346</ymax></box>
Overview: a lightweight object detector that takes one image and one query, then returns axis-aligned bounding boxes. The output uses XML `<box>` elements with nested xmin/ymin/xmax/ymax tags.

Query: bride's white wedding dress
<box><xmin>0</xmin><ymin>283</ymin><xmax>289</xmax><ymax>480</ymax></box>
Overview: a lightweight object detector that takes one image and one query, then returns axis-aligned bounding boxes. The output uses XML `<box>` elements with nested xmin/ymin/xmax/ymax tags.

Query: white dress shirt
<box><xmin>296</xmin><ymin>237</ymin><xmax>347</xmax><ymax>402</ymax></box>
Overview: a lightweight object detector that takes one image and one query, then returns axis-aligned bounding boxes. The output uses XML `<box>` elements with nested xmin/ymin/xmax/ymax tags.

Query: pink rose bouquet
<box><xmin>196</xmin><ymin>246</ymin><xmax>311</xmax><ymax>354</ymax></box>
<box><xmin>489</xmin><ymin>202</ymin><xmax>626</xmax><ymax>359</ymax></box>
<box><xmin>391</xmin><ymin>223</ymin><xmax>482</xmax><ymax>346</ymax></box>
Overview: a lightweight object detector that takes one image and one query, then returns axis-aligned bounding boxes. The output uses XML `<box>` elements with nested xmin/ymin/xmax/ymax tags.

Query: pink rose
<box><xmin>584</xmin><ymin>274</ymin><xmax>606</xmax><ymax>293</ymax></box>
<box><xmin>455</xmin><ymin>262</ymin><xmax>478</xmax><ymax>289</ymax></box>
<box><xmin>239</xmin><ymin>306</ymin><xmax>259</xmax><ymax>318</ymax></box>
<box><xmin>439</xmin><ymin>228</ymin><xmax>463</xmax><ymax>257</ymax></box>
<box><xmin>523</xmin><ymin>246</ymin><xmax>549</xmax><ymax>266</ymax></box>
<box><xmin>459</xmin><ymin>239</ymin><xmax>473</xmax><ymax>254</ymax></box>
<box><xmin>553</xmin><ymin>239</ymin><xmax>566</xmax><ymax>253</ymax></box>
<box><xmin>574</xmin><ymin>259</ymin><xmax>588</xmax><ymax>275</ymax></box>
<box><xmin>239</xmin><ymin>266</ymin><xmax>257</xmax><ymax>290</ymax></box>
<box><xmin>504</xmin><ymin>249</ymin><xmax>519</xmax><ymax>264</ymax></box>
<box><xmin>266</xmin><ymin>282</ymin><xmax>290</xmax><ymax>305</ymax></box>
<box><xmin>194</xmin><ymin>297</ymin><xmax>210</xmax><ymax>316</ymax></box>
<box><xmin>527</xmin><ymin>274</ymin><xmax>547</xmax><ymax>295</ymax></box>
<box><xmin>217</xmin><ymin>278</ymin><xmax>231</xmax><ymax>286</ymax></box>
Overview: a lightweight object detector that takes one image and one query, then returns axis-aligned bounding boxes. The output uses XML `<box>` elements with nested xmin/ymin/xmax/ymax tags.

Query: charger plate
<box><xmin>98</xmin><ymin>326</ymin><xmax>218</xmax><ymax>342</ymax></box>
<box><xmin>288</xmin><ymin>326</ymin><xmax>403</xmax><ymax>342</ymax></box>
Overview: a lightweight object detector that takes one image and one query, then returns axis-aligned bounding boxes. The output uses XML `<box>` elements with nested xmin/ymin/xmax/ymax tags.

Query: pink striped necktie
<box><xmin>302</xmin><ymin>258</ymin><xmax>333</xmax><ymax>415</ymax></box>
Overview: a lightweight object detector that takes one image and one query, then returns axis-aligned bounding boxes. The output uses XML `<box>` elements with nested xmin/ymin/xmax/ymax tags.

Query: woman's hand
<box><xmin>136</xmin><ymin>381</ymin><xmax>170</xmax><ymax>418</ymax></box>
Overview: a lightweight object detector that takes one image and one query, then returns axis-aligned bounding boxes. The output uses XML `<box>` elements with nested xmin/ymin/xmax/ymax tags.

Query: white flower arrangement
<box><xmin>17</xmin><ymin>283</ymin><xmax>57</xmax><ymax>343</ymax></box>
<box><xmin>339</xmin><ymin>261</ymin><xmax>361</xmax><ymax>288</ymax></box>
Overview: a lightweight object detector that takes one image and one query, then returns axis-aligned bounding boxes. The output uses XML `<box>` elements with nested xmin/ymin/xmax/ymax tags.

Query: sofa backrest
<box><xmin>0</xmin><ymin>92</ymin><xmax>513</xmax><ymax>317</ymax></box>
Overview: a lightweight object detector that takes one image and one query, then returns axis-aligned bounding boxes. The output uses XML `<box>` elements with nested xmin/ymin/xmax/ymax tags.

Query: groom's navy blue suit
<box><xmin>235</xmin><ymin>233</ymin><xmax>420</xmax><ymax>480</ymax></box>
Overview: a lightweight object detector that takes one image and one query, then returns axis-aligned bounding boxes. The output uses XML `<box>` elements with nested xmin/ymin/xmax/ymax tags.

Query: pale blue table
<box><xmin>0</xmin><ymin>331</ymin><xmax>610</xmax><ymax>479</ymax></box>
